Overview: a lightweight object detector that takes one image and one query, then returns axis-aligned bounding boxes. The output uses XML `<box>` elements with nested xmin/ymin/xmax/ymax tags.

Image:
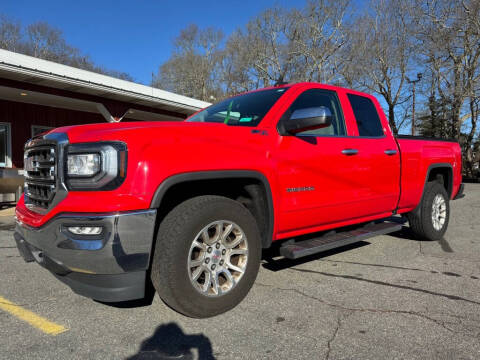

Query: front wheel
<box><xmin>407</xmin><ymin>181</ymin><xmax>450</xmax><ymax>241</ymax></box>
<box><xmin>150</xmin><ymin>195</ymin><xmax>262</xmax><ymax>318</ymax></box>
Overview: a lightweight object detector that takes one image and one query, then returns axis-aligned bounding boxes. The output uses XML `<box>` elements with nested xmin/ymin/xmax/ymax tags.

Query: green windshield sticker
<box><xmin>224</xmin><ymin>101</ymin><xmax>233</xmax><ymax>124</ymax></box>
<box><xmin>239</xmin><ymin>117</ymin><xmax>253</xmax><ymax>122</ymax></box>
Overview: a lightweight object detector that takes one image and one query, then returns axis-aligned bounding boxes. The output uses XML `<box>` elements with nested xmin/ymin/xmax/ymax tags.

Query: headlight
<box><xmin>67</xmin><ymin>154</ymin><xmax>101</xmax><ymax>177</ymax></box>
<box><xmin>65</xmin><ymin>142</ymin><xmax>127</xmax><ymax>190</ymax></box>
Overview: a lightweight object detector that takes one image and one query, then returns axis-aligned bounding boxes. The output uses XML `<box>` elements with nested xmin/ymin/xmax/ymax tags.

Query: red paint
<box><xmin>16</xmin><ymin>82</ymin><xmax>462</xmax><ymax>243</ymax></box>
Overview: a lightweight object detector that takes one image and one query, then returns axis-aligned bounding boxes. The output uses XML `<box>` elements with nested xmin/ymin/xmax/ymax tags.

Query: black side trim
<box><xmin>14</xmin><ymin>233</ymin><xmax>35</xmax><ymax>263</ymax></box>
<box><xmin>150</xmin><ymin>170</ymin><xmax>274</xmax><ymax>248</ymax></box>
<box><xmin>53</xmin><ymin>271</ymin><xmax>146</xmax><ymax>302</ymax></box>
<box><xmin>453</xmin><ymin>183</ymin><xmax>465</xmax><ymax>200</ymax></box>
<box><xmin>412</xmin><ymin>163</ymin><xmax>453</xmax><ymax>214</ymax></box>
<box><xmin>396</xmin><ymin>135</ymin><xmax>458</xmax><ymax>143</ymax></box>
<box><xmin>426</xmin><ymin>163</ymin><xmax>454</xmax><ymax>197</ymax></box>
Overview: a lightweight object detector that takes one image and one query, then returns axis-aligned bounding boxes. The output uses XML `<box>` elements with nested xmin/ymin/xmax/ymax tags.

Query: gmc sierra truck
<box><xmin>14</xmin><ymin>82</ymin><xmax>464</xmax><ymax>318</ymax></box>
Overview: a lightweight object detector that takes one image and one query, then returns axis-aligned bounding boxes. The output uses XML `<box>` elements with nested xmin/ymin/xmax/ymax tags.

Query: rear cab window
<box><xmin>347</xmin><ymin>94</ymin><xmax>384</xmax><ymax>137</ymax></box>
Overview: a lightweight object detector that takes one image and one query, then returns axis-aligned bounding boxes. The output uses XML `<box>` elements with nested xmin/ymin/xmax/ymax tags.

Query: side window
<box><xmin>283</xmin><ymin>89</ymin><xmax>346</xmax><ymax>136</ymax></box>
<box><xmin>347</xmin><ymin>94</ymin><xmax>384</xmax><ymax>137</ymax></box>
<box><xmin>0</xmin><ymin>123</ymin><xmax>11</xmax><ymax>168</ymax></box>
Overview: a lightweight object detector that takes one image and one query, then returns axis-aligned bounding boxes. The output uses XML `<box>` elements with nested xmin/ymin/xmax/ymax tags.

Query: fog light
<box><xmin>67</xmin><ymin>226</ymin><xmax>103</xmax><ymax>235</ymax></box>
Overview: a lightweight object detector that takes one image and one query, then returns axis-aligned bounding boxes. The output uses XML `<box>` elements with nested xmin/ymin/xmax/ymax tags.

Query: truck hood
<box><xmin>50</xmin><ymin>120</ymin><xmax>272</xmax><ymax>194</ymax></box>
<box><xmin>51</xmin><ymin>121</ymin><xmax>228</xmax><ymax>143</ymax></box>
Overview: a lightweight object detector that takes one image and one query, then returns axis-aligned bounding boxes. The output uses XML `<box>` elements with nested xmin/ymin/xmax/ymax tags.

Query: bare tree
<box><xmin>343</xmin><ymin>0</ymin><xmax>414</xmax><ymax>135</ymax></box>
<box><xmin>414</xmin><ymin>0</ymin><xmax>480</xmax><ymax>139</ymax></box>
<box><xmin>219</xmin><ymin>1</ymin><xmax>349</xmax><ymax>96</ymax></box>
<box><xmin>153</xmin><ymin>24</ymin><xmax>224</xmax><ymax>101</ymax></box>
<box><xmin>0</xmin><ymin>15</ymin><xmax>133</xmax><ymax>81</ymax></box>
<box><xmin>221</xmin><ymin>30</ymin><xmax>258</xmax><ymax>94</ymax></box>
<box><xmin>26</xmin><ymin>22</ymin><xmax>75</xmax><ymax>61</ymax></box>
<box><xmin>230</xmin><ymin>7</ymin><xmax>294</xmax><ymax>88</ymax></box>
<box><xmin>411</xmin><ymin>0</ymin><xmax>480</xmax><ymax>176</ymax></box>
<box><xmin>290</xmin><ymin>0</ymin><xmax>349</xmax><ymax>84</ymax></box>
<box><xmin>462</xmin><ymin>0</ymin><xmax>480</xmax><ymax>174</ymax></box>
<box><xmin>0</xmin><ymin>15</ymin><xmax>21</xmax><ymax>51</ymax></box>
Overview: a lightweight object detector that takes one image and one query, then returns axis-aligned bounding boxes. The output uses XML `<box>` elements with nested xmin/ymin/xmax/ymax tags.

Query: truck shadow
<box><xmin>389</xmin><ymin>226</ymin><xmax>452</xmax><ymax>250</ymax></box>
<box><xmin>387</xmin><ymin>220</ymin><xmax>454</xmax><ymax>253</ymax></box>
<box><xmin>126</xmin><ymin>322</ymin><xmax>215</xmax><ymax>360</ymax></box>
<box><xmin>387</xmin><ymin>226</ymin><xmax>418</xmax><ymax>241</ymax></box>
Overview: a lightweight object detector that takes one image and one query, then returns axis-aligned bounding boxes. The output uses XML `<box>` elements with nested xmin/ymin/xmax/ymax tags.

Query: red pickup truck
<box><xmin>14</xmin><ymin>82</ymin><xmax>464</xmax><ymax>318</ymax></box>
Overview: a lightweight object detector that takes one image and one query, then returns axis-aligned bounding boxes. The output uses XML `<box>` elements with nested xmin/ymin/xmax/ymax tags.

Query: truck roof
<box><xmin>231</xmin><ymin>82</ymin><xmax>374</xmax><ymax>100</ymax></box>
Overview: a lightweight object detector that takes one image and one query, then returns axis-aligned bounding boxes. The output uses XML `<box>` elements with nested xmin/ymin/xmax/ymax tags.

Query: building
<box><xmin>0</xmin><ymin>49</ymin><xmax>210</xmax><ymax>202</ymax></box>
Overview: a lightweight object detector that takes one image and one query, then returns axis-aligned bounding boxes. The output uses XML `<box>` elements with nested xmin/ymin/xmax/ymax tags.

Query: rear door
<box><xmin>341</xmin><ymin>93</ymin><xmax>401</xmax><ymax>216</ymax></box>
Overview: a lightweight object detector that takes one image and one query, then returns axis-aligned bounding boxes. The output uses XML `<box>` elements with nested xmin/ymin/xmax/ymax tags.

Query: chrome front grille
<box><xmin>24</xmin><ymin>144</ymin><xmax>57</xmax><ymax>210</ymax></box>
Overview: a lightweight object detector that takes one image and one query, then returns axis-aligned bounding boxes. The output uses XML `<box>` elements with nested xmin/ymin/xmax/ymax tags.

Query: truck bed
<box><xmin>395</xmin><ymin>136</ymin><xmax>462</xmax><ymax>213</ymax></box>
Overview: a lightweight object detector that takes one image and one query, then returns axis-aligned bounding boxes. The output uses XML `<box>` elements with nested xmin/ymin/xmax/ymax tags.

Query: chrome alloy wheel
<box><xmin>188</xmin><ymin>220</ymin><xmax>248</xmax><ymax>297</ymax></box>
<box><xmin>432</xmin><ymin>194</ymin><xmax>447</xmax><ymax>231</ymax></box>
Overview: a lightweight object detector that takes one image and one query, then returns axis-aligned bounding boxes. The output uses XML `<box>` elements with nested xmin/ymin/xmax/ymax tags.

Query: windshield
<box><xmin>186</xmin><ymin>87</ymin><xmax>290</xmax><ymax>126</ymax></box>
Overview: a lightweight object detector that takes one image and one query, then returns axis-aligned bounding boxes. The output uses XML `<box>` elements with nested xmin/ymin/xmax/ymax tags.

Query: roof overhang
<box><xmin>0</xmin><ymin>49</ymin><xmax>211</xmax><ymax>117</ymax></box>
<box><xmin>0</xmin><ymin>85</ymin><xmax>185</xmax><ymax>122</ymax></box>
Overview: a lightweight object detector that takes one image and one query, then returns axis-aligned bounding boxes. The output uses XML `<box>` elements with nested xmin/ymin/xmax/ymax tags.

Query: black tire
<box><xmin>150</xmin><ymin>195</ymin><xmax>262</xmax><ymax>318</ymax></box>
<box><xmin>407</xmin><ymin>181</ymin><xmax>450</xmax><ymax>241</ymax></box>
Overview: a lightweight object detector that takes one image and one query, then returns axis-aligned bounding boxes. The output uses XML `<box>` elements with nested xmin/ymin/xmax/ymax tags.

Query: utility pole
<box><xmin>407</xmin><ymin>73</ymin><xmax>422</xmax><ymax>136</ymax></box>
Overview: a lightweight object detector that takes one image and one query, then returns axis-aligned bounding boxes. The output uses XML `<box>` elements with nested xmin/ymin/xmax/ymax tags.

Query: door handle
<box><xmin>342</xmin><ymin>149</ymin><xmax>358</xmax><ymax>156</ymax></box>
<box><xmin>384</xmin><ymin>149</ymin><xmax>398</xmax><ymax>156</ymax></box>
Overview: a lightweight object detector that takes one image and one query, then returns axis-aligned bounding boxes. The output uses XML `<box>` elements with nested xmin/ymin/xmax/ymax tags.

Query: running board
<box><xmin>279</xmin><ymin>222</ymin><xmax>402</xmax><ymax>260</ymax></box>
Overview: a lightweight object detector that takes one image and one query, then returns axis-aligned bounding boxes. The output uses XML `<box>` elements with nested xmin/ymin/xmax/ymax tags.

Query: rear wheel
<box><xmin>407</xmin><ymin>181</ymin><xmax>450</xmax><ymax>241</ymax></box>
<box><xmin>150</xmin><ymin>195</ymin><xmax>261</xmax><ymax>318</ymax></box>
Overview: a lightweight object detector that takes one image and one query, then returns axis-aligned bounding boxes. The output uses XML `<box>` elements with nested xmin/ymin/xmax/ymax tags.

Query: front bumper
<box><xmin>14</xmin><ymin>209</ymin><xmax>157</xmax><ymax>302</ymax></box>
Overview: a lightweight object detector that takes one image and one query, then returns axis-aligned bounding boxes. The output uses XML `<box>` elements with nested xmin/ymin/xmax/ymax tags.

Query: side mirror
<box><xmin>283</xmin><ymin>106</ymin><xmax>332</xmax><ymax>135</ymax></box>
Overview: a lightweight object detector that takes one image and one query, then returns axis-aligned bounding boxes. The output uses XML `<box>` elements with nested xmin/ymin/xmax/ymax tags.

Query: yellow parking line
<box><xmin>0</xmin><ymin>295</ymin><xmax>67</xmax><ymax>335</ymax></box>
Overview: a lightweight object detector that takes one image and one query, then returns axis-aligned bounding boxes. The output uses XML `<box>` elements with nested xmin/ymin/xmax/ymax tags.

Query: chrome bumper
<box><xmin>14</xmin><ymin>209</ymin><xmax>157</xmax><ymax>302</ymax></box>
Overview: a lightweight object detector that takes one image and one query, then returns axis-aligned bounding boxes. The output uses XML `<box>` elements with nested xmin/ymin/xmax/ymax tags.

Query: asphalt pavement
<box><xmin>0</xmin><ymin>184</ymin><xmax>479</xmax><ymax>359</ymax></box>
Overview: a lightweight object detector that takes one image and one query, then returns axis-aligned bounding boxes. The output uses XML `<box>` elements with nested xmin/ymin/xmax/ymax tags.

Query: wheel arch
<box><xmin>411</xmin><ymin>163</ymin><xmax>453</xmax><ymax>216</ymax></box>
<box><xmin>150</xmin><ymin>170</ymin><xmax>274</xmax><ymax>248</ymax></box>
<box><xmin>424</xmin><ymin>163</ymin><xmax>453</xmax><ymax>198</ymax></box>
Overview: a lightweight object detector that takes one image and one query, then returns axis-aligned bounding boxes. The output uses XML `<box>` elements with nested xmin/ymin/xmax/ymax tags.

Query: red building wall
<box><xmin>0</xmin><ymin>99</ymin><xmax>106</xmax><ymax>168</ymax></box>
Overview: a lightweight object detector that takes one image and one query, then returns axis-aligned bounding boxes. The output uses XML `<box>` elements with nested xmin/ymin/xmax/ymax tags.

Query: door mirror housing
<box><xmin>282</xmin><ymin>106</ymin><xmax>332</xmax><ymax>135</ymax></box>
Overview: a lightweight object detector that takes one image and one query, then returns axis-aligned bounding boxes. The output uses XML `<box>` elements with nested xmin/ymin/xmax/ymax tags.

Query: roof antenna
<box><xmin>274</xmin><ymin>75</ymin><xmax>288</xmax><ymax>87</ymax></box>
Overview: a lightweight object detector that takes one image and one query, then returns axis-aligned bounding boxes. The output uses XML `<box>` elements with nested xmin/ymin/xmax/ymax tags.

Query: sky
<box><xmin>0</xmin><ymin>0</ymin><xmax>306</xmax><ymax>84</ymax></box>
